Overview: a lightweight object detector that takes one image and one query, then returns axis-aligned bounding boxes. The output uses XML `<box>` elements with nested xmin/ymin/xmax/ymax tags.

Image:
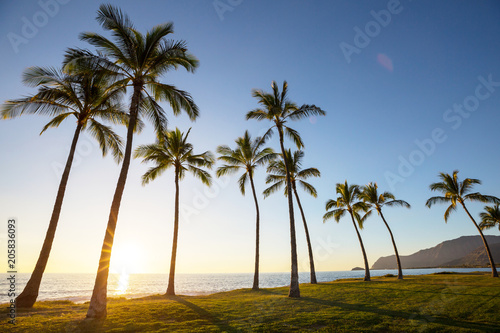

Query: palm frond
<box><xmin>39</xmin><ymin>112</ymin><xmax>75</xmax><ymax>134</ymax></box>
<box><xmin>238</xmin><ymin>172</ymin><xmax>248</xmax><ymax>195</ymax></box>
<box><xmin>443</xmin><ymin>203</ymin><xmax>457</xmax><ymax>223</ymax></box>
<box><xmin>216</xmin><ymin>165</ymin><xmax>241</xmax><ymax>178</ymax></box>
<box><xmin>147</xmin><ymin>82</ymin><xmax>198</xmax><ymax>120</ymax></box>
<box><xmin>425</xmin><ymin>196</ymin><xmax>450</xmax><ymax>208</ymax></box>
<box><xmin>87</xmin><ymin>119</ymin><xmax>124</xmax><ymax>163</ymax></box>
<box><xmin>263</xmin><ymin>180</ymin><xmax>285</xmax><ymax>198</ymax></box>
<box><xmin>287</xmin><ymin>104</ymin><xmax>326</xmax><ymax>120</ymax></box>
<box><xmin>298</xmin><ymin>180</ymin><xmax>317</xmax><ymax>197</ymax></box>
<box><xmin>141</xmin><ymin>164</ymin><xmax>168</xmax><ymax>185</ymax></box>
<box><xmin>284</xmin><ymin>126</ymin><xmax>304</xmax><ymax>149</ymax></box>
<box><xmin>188</xmin><ymin>165</ymin><xmax>212</xmax><ymax>186</ymax></box>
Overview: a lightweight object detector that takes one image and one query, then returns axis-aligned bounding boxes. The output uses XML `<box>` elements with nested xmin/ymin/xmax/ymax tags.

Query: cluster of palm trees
<box><xmin>2</xmin><ymin>4</ymin><xmax>200</xmax><ymax>319</ymax></box>
<box><xmin>322</xmin><ymin>171</ymin><xmax>500</xmax><ymax>283</ymax></box>
<box><xmin>0</xmin><ymin>4</ymin><xmax>325</xmax><ymax>318</ymax></box>
<box><xmin>2</xmin><ymin>4</ymin><xmax>499</xmax><ymax>321</ymax></box>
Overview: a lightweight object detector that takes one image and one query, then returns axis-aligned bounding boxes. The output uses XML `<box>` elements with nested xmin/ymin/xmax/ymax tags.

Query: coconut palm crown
<box><xmin>425</xmin><ymin>170</ymin><xmax>500</xmax><ymax>277</ymax></box>
<box><xmin>264</xmin><ymin>149</ymin><xmax>320</xmax><ymax>284</ymax></box>
<box><xmin>324</xmin><ymin>181</ymin><xmax>371</xmax><ymax>281</ymax></box>
<box><xmin>246</xmin><ymin>80</ymin><xmax>325</xmax><ymax>297</ymax></box>
<box><xmin>359</xmin><ymin>182</ymin><xmax>410</xmax><ymax>280</ymax></box>
<box><xmin>135</xmin><ymin>128</ymin><xmax>213</xmax><ymax>296</ymax></box>
<box><xmin>479</xmin><ymin>205</ymin><xmax>500</xmax><ymax>231</ymax></box>
<box><xmin>64</xmin><ymin>4</ymin><xmax>200</xmax><ymax>319</ymax></box>
<box><xmin>216</xmin><ymin>130</ymin><xmax>276</xmax><ymax>290</ymax></box>
<box><xmin>1</xmin><ymin>66</ymin><xmax>128</xmax><ymax>308</ymax></box>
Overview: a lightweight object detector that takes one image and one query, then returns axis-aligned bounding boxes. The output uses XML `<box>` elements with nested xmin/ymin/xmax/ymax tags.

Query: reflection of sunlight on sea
<box><xmin>116</xmin><ymin>268</ymin><xmax>129</xmax><ymax>295</ymax></box>
<box><xmin>0</xmin><ymin>268</ymin><xmax>492</xmax><ymax>304</ymax></box>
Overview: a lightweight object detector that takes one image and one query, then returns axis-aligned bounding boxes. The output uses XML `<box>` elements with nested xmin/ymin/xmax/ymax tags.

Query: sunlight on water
<box><xmin>0</xmin><ymin>268</ymin><xmax>492</xmax><ymax>303</ymax></box>
<box><xmin>116</xmin><ymin>268</ymin><xmax>129</xmax><ymax>295</ymax></box>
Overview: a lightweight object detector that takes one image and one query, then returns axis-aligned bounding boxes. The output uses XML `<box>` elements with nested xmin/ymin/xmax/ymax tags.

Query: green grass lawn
<box><xmin>2</xmin><ymin>272</ymin><xmax>499</xmax><ymax>332</ymax></box>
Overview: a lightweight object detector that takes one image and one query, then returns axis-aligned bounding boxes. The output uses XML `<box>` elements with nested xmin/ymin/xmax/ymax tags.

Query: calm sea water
<box><xmin>0</xmin><ymin>268</ymin><xmax>491</xmax><ymax>304</ymax></box>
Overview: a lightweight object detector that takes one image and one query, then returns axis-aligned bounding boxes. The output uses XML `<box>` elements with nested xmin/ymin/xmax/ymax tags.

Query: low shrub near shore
<box><xmin>2</xmin><ymin>272</ymin><xmax>499</xmax><ymax>332</ymax></box>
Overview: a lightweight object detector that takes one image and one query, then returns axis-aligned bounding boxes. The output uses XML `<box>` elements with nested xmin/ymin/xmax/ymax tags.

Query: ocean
<box><xmin>0</xmin><ymin>268</ymin><xmax>492</xmax><ymax>304</ymax></box>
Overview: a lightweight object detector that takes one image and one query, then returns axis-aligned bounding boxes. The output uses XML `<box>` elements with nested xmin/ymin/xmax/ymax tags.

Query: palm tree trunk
<box><xmin>379</xmin><ymin>210</ymin><xmax>403</xmax><ymax>280</ymax></box>
<box><xmin>350</xmin><ymin>212</ymin><xmax>371</xmax><ymax>281</ymax></box>
<box><xmin>293</xmin><ymin>186</ymin><xmax>317</xmax><ymax>284</ymax></box>
<box><xmin>86</xmin><ymin>86</ymin><xmax>140</xmax><ymax>319</ymax></box>
<box><xmin>166</xmin><ymin>166</ymin><xmax>180</xmax><ymax>295</ymax></box>
<box><xmin>249</xmin><ymin>173</ymin><xmax>260</xmax><ymax>290</ymax></box>
<box><xmin>461</xmin><ymin>203</ymin><xmax>498</xmax><ymax>277</ymax></box>
<box><xmin>16</xmin><ymin>123</ymin><xmax>83</xmax><ymax>308</ymax></box>
<box><xmin>277</xmin><ymin>127</ymin><xmax>300</xmax><ymax>297</ymax></box>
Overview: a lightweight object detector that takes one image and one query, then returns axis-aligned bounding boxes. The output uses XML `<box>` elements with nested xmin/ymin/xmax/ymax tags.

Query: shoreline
<box><xmin>1</xmin><ymin>268</ymin><xmax>492</xmax><ymax>305</ymax></box>
<box><xmin>2</xmin><ymin>272</ymin><xmax>499</xmax><ymax>332</ymax></box>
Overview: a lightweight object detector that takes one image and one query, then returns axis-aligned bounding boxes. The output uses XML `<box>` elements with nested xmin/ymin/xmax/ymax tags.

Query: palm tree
<box><xmin>426</xmin><ymin>170</ymin><xmax>500</xmax><ymax>277</ymax></box>
<box><xmin>1</xmin><ymin>66</ymin><xmax>128</xmax><ymax>308</ymax></box>
<box><xmin>216</xmin><ymin>131</ymin><xmax>276</xmax><ymax>290</ymax></box>
<box><xmin>358</xmin><ymin>183</ymin><xmax>410</xmax><ymax>280</ymax></box>
<box><xmin>134</xmin><ymin>128</ymin><xmax>213</xmax><ymax>296</ymax></box>
<box><xmin>479</xmin><ymin>205</ymin><xmax>500</xmax><ymax>231</ymax></box>
<box><xmin>264</xmin><ymin>149</ymin><xmax>319</xmax><ymax>284</ymax></box>
<box><xmin>246</xmin><ymin>81</ymin><xmax>325</xmax><ymax>297</ymax></box>
<box><xmin>64</xmin><ymin>4</ymin><xmax>199</xmax><ymax>318</ymax></box>
<box><xmin>323</xmin><ymin>181</ymin><xmax>371</xmax><ymax>281</ymax></box>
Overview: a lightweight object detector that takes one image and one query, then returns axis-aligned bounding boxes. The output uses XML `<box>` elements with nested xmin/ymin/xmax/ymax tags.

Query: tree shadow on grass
<box><xmin>258</xmin><ymin>289</ymin><xmax>500</xmax><ymax>332</ymax></box>
<box><xmin>75</xmin><ymin>318</ymin><xmax>106</xmax><ymax>332</ymax></box>
<box><xmin>169</xmin><ymin>296</ymin><xmax>237</xmax><ymax>332</ymax></box>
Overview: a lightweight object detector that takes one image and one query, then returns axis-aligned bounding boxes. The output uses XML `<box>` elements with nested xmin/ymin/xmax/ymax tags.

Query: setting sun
<box><xmin>109</xmin><ymin>243</ymin><xmax>143</xmax><ymax>275</ymax></box>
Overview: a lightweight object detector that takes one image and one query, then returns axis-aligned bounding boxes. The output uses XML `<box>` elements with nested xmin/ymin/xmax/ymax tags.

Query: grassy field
<box><xmin>2</xmin><ymin>272</ymin><xmax>499</xmax><ymax>332</ymax></box>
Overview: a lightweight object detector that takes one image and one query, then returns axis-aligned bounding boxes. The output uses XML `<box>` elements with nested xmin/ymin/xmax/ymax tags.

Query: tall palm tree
<box><xmin>134</xmin><ymin>128</ymin><xmax>213</xmax><ymax>296</ymax></box>
<box><xmin>1</xmin><ymin>66</ymin><xmax>128</xmax><ymax>308</ymax></box>
<box><xmin>64</xmin><ymin>4</ymin><xmax>199</xmax><ymax>318</ymax></box>
<box><xmin>246</xmin><ymin>81</ymin><xmax>325</xmax><ymax>297</ymax></box>
<box><xmin>479</xmin><ymin>205</ymin><xmax>500</xmax><ymax>231</ymax></box>
<box><xmin>426</xmin><ymin>170</ymin><xmax>500</xmax><ymax>277</ymax></box>
<box><xmin>216</xmin><ymin>131</ymin><xmax>276</xmax><ymax>290</ymax></box>
<box><xmin>264</xmin><ymin>149</ymin><xmax>319</xmax><ymax>284</ymax></box>
<box><xmin>358</xmin><ymin>183</ymin><xmax>410</xmax><ymax>280</ymax></box>
<box><xmin>323</xmin><ymin>181</ymin><xmax>371</xmax><ymax>281</ymax></box>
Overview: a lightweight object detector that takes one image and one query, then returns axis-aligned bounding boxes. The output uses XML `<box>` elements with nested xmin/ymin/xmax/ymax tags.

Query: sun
<box><xmin>109</xmin><ymin>243</ymin><xmax>143</xmax><ymax>274</ymax></box>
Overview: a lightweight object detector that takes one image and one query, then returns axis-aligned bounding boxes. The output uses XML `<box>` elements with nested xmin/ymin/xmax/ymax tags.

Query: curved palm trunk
<box><xmin>16</xmin><ymin>123</ymin><xmax>83</xmax><ymax>308</ymax></box>
<box><xmin>86</xmin><ymin>86</ymin><xmax>140</xmax><ymax>319</ymax></box>
<box><xmin>249</xmin><ymin>173</ymin><xmax>260</xmax><ymax>290</ymax></box>
<box><xmin>379</xmin><ymin>210</ymin><xmax>403</xmax><ymax>280</ymax></box>
<box><xmin>292</xmin><ymin>186</ymin><xmax>317</xmax><ymax>284</ymax></box>
<box><xmin>349</xmin><ymin>212</ymin><xmax>371</xmax><ymax>281</ymax></box>
<box><xmin>277</xmin><ymin>127</ymin><xmax>300</xmax><ymax>297</ymax></box>
<box><xmin>461</xmin><ymin>203</ymin><xmax>498</xmax><ymax>277</ymax></box>
<box><xmin>166</xmin><ymin>166</ymin><xmax>180</xmax><ymax>295</ymax></box>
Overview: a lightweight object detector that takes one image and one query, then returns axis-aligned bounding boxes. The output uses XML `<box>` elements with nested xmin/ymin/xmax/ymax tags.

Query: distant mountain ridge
<box><xmin>371</xmin><ymin>235</ymin><xmax>500</xmax><ymax>270</ymax></box>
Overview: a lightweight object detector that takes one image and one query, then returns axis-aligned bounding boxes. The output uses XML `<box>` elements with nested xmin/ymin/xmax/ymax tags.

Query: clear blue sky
<box><xmin>1</xmin><ymin>0</ymin><xmax>499</xmax><ymax>275</ymax></box>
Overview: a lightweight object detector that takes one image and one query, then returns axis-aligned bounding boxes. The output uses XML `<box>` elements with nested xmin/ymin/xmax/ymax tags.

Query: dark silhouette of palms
<box><xmin>264</xmin><ymin>149</ymin><xmax>319</xmax><ymax>284</ymax></box>
<box><xmin>216</xmin><ymin>131</ymin><xmax>275</xmax><ymax>290</ymax></box>
<box><xmin>426</xmin><ymin>170</ymin><xmax>499</xmax><ymax>277</ymax></box>
<box><xmin>64</xmin><ymin>4</ymin><xmax>199</xmax><ymax>318</ymax></box>
<box><xmin>246</xmin><ymin>80</ymin><xmax>325</xmax><ymax>297</ymax></box>
<box><xmin>1</xmin><ymin>67</ymin><xmax>127</xmax><ymax>307</ymax></box>
<box><xmin>359</xmin><ymin>183</ymin><xmax>410</xmax><ymax>280</ymax></box>
<box><xmin>324</xmin><ymin>181</ymin><xmax>371</xmax><ymax>281</ymax></box>
<box><xmin>135</xmin><ymin>128</ymin><xmax>214</xmax><ymax>296</ymax></box>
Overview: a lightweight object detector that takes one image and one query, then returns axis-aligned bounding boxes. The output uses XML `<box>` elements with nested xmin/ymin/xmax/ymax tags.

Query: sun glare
<box><xmin>116</xmin><ymin>268</ymin><xmax>130</xmax><ymax>295</ymax></box>
<box><xmin>110</xmin><ymin>243</ymin><xmax>143</xmax><ymax>274</ymax></box>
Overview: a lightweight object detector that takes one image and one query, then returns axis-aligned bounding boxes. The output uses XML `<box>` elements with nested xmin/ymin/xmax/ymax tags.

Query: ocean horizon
<box><xmin>0</xmin><ymin>268</ymin><xmax>491</xmax><ymax>304</ymax></box>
